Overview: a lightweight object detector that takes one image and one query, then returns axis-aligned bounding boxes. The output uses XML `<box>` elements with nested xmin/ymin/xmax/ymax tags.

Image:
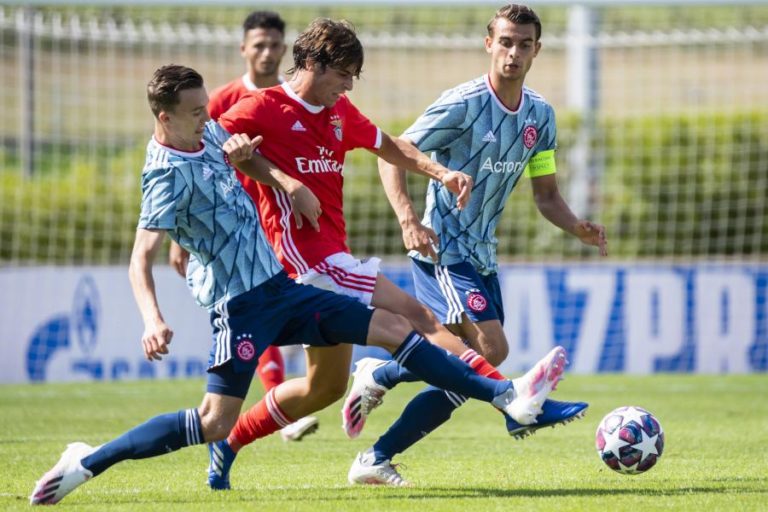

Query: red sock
<box><xmin>227</xmin><ymin>388</ymin><xmax>295</xmax><ymax>451</ymax></box>
<box><xmin>460</xmin><ymin>348</ymin><xmax>505</xmax><ymax>380</ymax></box>
<box><xmin>257</xmin><ymin>345</ymin><xmax>285</xmax><ymax>391</ymax></box>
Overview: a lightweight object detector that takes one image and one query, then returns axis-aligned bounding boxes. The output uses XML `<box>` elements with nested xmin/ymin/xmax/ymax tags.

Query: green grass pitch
<box><xmin>1</xmin><ymin>375</ymin><xmax>766</xmax><ymax>511</ymax></box>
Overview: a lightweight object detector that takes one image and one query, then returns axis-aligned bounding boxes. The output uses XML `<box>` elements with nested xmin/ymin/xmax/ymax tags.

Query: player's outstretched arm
<box><xmin>531</xmin><ymin>174</ymin><xmax>608</xmax><ymax>256</ymax></box>
<box><xmin>377</xmin><ymin>145</ymin><xmax>439</xmax><ymax>260</ymax></box>
<box><xmin>223</xmin><ymin>133</ymin><xmax>321</xmax><ymax>231</ymax></box>
<box><xmin>129</xmin><ymin>228</ymin><xmax>174</xmax><ymax>361</ymax></box>
<box><xmin>374</xmin><ymin>133</ymin><xmax>473</xmax><ymax>210</ymax></box>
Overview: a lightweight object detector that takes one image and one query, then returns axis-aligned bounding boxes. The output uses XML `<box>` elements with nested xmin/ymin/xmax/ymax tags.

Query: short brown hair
<box><xmin>487</xmin><ymin>4</ymin><xmax>542</xmax><ymax>41</ymax></box>
<box><xmin>289</xmin><ymin>18</ymin><xmax>364</xmax><ymax>77</ymax></box>
<box><xmin>146</xmin><ymin>64</ymin><xmax>204</xmax><ymax>117</ymax></box>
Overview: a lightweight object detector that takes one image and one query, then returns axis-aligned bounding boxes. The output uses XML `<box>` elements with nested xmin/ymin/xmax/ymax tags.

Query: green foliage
<box><xmin>0</xmin><ymin>143</ymin><xmax>145</xmax><ymax>264</ymax></box>
<box><xmin>346</xmin><ymin>110</ymin><xmax>768</xmax><ymax>259</ymax></box>
<box><xmin>1</xmin><ymin>375</ymin><xmax>766</xmax><ymax>511</ymax></box>
<box><xmin>599</xmin><ymin>110</ymin><xmax>768</xmax><ymax>257</ymax></box>
<box><xmin>2</xmin><ymin>111</ymin><xmax>766</xmax><ymax>264</ymax></box>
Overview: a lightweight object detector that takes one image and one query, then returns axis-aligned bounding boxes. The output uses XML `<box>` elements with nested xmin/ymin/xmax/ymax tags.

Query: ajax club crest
<box><xmin>466</xmin><ymin>289</ymin><xmax>487</xmax><ymax>312</ymax></box>
<box><xmin>235</xmin><ymin>333</ymin><xmax>257</xmax><ymax>362</ymax></box>
<box><xmin>523</xmin><ymin>125</ymin><xmax>538</xmax><ymax>149</ymax></box>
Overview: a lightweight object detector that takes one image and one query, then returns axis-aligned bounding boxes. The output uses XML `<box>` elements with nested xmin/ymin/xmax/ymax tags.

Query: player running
<box><xmin>166</xmin><ymin>10</ymin><xmax>319</xmax><ymax>444</ymax></box>
<box><xmin>204</xmin><ymin>18</ymin><xmax>576</xmax><ymax>490</ymax></box>
<box><xmin>345</xmin><ymin>4</ymin><xmax>606</xmax><ymax>485</ymax></box>
<box><xmin>30</xmin><ymin>64</ymin><xmax>557</xmax><ymax>505</ymax></box>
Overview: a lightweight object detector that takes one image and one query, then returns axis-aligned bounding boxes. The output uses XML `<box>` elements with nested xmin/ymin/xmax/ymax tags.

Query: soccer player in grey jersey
<box><xmin>346</xmin><ymin>4</ymin><xmax>607</xmax><ymax>485</ymax></box>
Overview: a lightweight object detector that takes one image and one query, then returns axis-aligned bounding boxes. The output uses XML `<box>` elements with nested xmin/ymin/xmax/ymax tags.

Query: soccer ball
<box><xmin>595</xmin><ymin>406</ymin><xmax>664</xmax><ymax>475</ymax></box>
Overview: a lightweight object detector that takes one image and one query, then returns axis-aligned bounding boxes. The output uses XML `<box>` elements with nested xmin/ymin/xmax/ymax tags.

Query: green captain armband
<box><xmin>524</xmin><ymin>149</ymin><xmax>556</xmax><ymax>178</ymax></box>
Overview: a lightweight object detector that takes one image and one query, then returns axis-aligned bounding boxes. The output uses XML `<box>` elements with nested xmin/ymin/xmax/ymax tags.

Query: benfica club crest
<box><xmin>523</xmin><ymin>125</ymin><xmax>538</xmax><ymax>149</ymax></box>
<box><xmin>330</xmin><ymin>117</ymin><xmax>343</xmax><ymax>141</ymax></box>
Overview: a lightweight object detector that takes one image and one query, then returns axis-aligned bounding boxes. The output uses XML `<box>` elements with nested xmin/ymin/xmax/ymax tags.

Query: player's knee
<box><xmin>197</xmin><ymin>401</ymin><xmax>239</xmax><ymax>442</ymax></box>
<box><xmin>481</xmin><ymin>343</ymin><xmax>508</xmax><ymax>367</ymax></box>
<box><xmin>367</xmin><ymin>310</ymin><xmax>414</xmax><ymax>352</ymax></box>
<box><xmin>199</xmin><ymin>410</ymin><xmax>238</xmax><ymax>442</ymax></box>
<box><xmin>306</xmin><ymin>378</ymin><xmax>347</xmax><ymax>406</ymax></box>
<box><xmin>472</xmin><ymin>325</ymin><xmax>509</xmax><ymax>366</ymax></box>
<box><xmin>402</xmin><ymin>300</ymin><xmax>440</xmax><ymax>333</ymax></box>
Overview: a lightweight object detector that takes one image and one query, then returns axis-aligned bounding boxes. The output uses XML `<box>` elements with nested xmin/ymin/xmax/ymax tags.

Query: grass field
<box><xmin>1</xmin><ymin>375</ymin><xmax>766</xmax><ymax>511</ymax></box>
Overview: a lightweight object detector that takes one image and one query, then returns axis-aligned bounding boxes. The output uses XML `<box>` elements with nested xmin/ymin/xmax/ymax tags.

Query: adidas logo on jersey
<box><xmin>291</xmin><ymin>120</ymin><xmax>307</xmax><ymax>132</ymax></box>
<box><xmin>482</xmin><ymin>130</ymin><xmax>497</xmax><ymax>143</ymax></box>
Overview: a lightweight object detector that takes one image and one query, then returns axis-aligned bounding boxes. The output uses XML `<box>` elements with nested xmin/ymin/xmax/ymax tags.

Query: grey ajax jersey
<box><xmin>138</xmin><ymin>121</ymin><xmax>283</xmax><ymax>310</ymax></box>
<box><xmin>405</xmin><ymin>75</ymin><xmax>557</xmax><ymax>275</ymax></box>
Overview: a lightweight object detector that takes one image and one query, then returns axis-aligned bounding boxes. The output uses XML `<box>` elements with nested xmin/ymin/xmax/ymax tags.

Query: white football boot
<box><xmin>30</xmin><ymin>442</ymin><xmax>97</xmax><ymax>505</ymax></box>
<box><xmin>348</xmin><ymin>451</ymin><xmax>409</xmax><ymax>486</ymax></box>
<box><xmin>280</xmin><ymin>415</ymin><xmax>319</xmax><ymax>442</ymax></box>
<box><xmin>492</xmin><ymin>345</ymin><xmax>568</xmax><ymax>425</ymax></box>
<box><xmin>341</xmin><ymin>357</ymin><xmax>388</xmax><ymax>438</ymax></box>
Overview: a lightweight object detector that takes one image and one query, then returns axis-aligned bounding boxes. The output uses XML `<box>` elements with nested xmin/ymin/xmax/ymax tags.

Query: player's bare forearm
<box><xmin>128</xmin><ymin>228</ymin><xmax>166</xmax><ymax>327</ymax></box>
<box><xmin>378</xmin><ymin>155</ymin><xmax>419</xmax><ymax>226</ymax></box>
<box><xmin>223</xmin><ymin>133</ymin><xmax>298</xmax><ymax>193</ymax></box>
<box><xmin>226</xmin><ymin>138</ymin><xmax>321</xmax><ymax>230</ymax></box>
<box><xmin>375</xmin><ymin>133</ymin><xmax>446</xmax><ymax>181</ymax></box>
<box><xmin>535</xmin><ymin>191</ymin><xmax>580</xmax><ymax>235</ymax></box>
<box><xmin>235</xmin><ymin>146</ymin><xmax>292</xmax><ymax>193</ymax></box>
<box><xmin>532</xmin><ymin>175</ymin><xmax>608</xmax><ymax>256</ymax></box>
<box><xmin>376</xmin><ymin>134</ymin><xmax>472</xmax><ymax>210</ymax></box>
<box><xmin>378</xmin><ymin>153</ymin><xmax>440</xmax><ymax>259</ymax></box>
<box><xmin>129</xmin><ymin>228</ymin><xmax>175</xmax><ymax>360</ymax></box>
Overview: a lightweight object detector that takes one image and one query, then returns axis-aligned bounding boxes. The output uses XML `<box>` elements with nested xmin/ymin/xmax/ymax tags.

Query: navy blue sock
<box><xmin>81</xmin><ymin>409</ymin><xmax>203</xmax><ymax>476</ymax></box>
<box><xmin>392</xmin><ymin>332</ymin><xmax>510</xmax><ymax>402</ymax></box>
<box><xmin>372</xmin><ymin>360</ymin><xmax>419</xmax><ymax>389</ymax></box>
<box><xmin>373</xmin><ymin>386</ymin><xmax>464</xmax><ymax>463</ymax></box>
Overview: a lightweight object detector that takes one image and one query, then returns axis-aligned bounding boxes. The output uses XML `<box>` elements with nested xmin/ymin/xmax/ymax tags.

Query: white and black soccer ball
<box><xmin>595</xmin><ymin>406</ymin><xmax>665</xmax><ymax>475</ymax></box>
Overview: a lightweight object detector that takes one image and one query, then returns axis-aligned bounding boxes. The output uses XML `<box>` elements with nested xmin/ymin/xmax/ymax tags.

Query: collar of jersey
<box><xmin>241</xmin><ymin>73</ymin><xmax>285</xmax><ymax>91</ymax></box>
<box><xmin>281</xmin><ymin>82</ymin><xmax>324</xmax><ymax>114</ymax></box>
<box><xmin>484</xmin><ymin>73</ymin><xmax>524</xmax><ymax>115</ymax></box>
<box><xmin>152</xmin><ymin>135</ymin><xmax>206</xmax><ymax>158</ymax></box>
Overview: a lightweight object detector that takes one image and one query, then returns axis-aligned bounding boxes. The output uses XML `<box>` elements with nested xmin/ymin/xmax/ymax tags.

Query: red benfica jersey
<box><xmin>208</xmin><ymin>74</ymin><xmax>258</xmax><ymax>121</ymax></box>
<box><xmin>219</xmin><ymin>82</ymin><xmax>382</xmax><ymax>277</ymax></box>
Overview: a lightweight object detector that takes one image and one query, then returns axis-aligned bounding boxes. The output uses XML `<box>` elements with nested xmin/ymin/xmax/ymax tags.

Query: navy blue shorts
<box><xmin>205</xmin><ymin>271</ymin><xmax>373</xmax><ymax>398</ymax></box>
<box><xmin>411</xmin><ymin>258</ymin><xmax>504</xmax><ymax>326</ymax></box>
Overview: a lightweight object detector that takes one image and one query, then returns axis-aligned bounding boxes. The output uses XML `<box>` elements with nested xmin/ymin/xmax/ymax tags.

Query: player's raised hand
<box><xmin>222</xmin><ymin>134</ymin><xmax>264</xmax><ymax>165</ymax></box>
<box><xmin>573</xmin><ymin>220</ymin><xmax>608</xmax><ymax>256</ymax></box>
<box><xmin>402</xmin><ymin>219</ymin><xmax>440</xmax><ymax>261</ymax></box>
<box><xmin>290</xmin><ymin>184</ymin><xmax>322</xmax><ymax>232</ymax></box>
<box><xmin>440</xmin><ymin>171</ymin><xmax>473</xmax><ymax>210</ymax></box>
<box><xmin>141</xmin><ymin>320</ymin><xmax>173</xmax><ymax>361</ymax></box>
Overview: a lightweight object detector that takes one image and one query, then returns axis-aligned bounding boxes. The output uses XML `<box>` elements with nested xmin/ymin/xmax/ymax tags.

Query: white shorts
<box><xmin>296</xmin><ymin>252</ymin><xmax>381</xmax><ymax>306</ymax></box>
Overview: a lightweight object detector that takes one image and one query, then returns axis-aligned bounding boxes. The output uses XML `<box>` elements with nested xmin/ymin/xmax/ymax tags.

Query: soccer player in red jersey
<box><xmin>167</xmin><ymin>11</ymin><xmax>319</xmax><ymax>442</ymax></box>
<box><xmin>205</xmin><ymin>18</ymin><xmax>565</xmax><ymax>490</ymax></box>
<box><xmin>206</xmin><ymin>10</ymin><xmax>287</xmax><ymax>122</ymax></box>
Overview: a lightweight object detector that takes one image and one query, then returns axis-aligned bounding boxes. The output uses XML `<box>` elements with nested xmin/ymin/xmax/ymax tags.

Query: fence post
<box><xmin>565</xmin><ymin>4</ymin><xmax>600</xmax><ymax>220</ymax></box>
<box><xmin>18</xmin><ymin>6</ymin><xmax>36</xmax><ymax>178</ymax></box>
